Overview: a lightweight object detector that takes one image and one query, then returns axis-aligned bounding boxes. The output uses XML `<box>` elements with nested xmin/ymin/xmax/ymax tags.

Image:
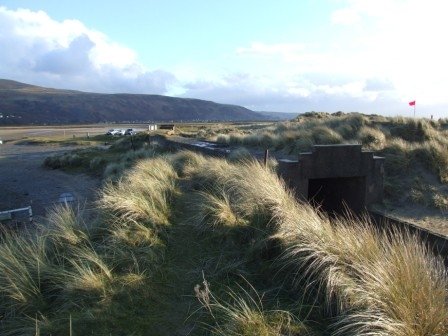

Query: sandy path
<box><xmin>0</xmin><ymin>142</ymin><xmax>100</xmax><ymax>221</ymax></box>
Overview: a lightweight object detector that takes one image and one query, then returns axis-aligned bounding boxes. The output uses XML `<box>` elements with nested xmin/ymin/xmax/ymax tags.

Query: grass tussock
<box><xmin>99</xmin><ymin>158</ymin><xmax>178</xmax><ymax>226</ymax></box>
<box><xmin>0</xmin><ymin>231</ymin><xmax>49</xmax><ymax>316</ymax></box>
<box><xmin>183</xmin><ymin>154</ymin><xmax>447</xmax><ymax>335</ymax></box>
<box><xmin>43</xmin><ymin>132</ymin><xmax>165</xmax><ymax>178</ymax></box>
<box><xmin>0</xmin><ymin>196</ymin><xmax>169</xmax><ymax>334</ymax></box>
<box><xmin>3</xmin><ymin>149</ymin><xmax>447</xmax><ymax>335</ymax></box>
<box><xmin>358</xmin><ymin>126</ymin><xmax>387</xmax><ymax>150</ymax></box>
<box><xmin>196</xmin><ymin>280</ymin><xmax>312</xmax><ymax>336</ymax></box>
<box><xmin>190</xmin><ymin>189</ymin><xmax>245</xmax><ymax>232</ymax></box>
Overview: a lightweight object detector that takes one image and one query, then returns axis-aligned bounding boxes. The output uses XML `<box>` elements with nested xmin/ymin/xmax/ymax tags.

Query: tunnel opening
<box><xmin>308</xmin><ymin>176</ymin><xmax>366</xmax><ymax>215</ymax></box>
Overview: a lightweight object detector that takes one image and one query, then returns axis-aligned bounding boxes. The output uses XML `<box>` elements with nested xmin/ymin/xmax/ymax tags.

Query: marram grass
<box><xmin>181</xmin><ymin>153</ymin><xmax>448</xmax><ymax>335</ymax></box>
<box><xmin>0</xmin><ymin>151</ymin><xmax>446</xmax><ymax>335</ymax></box>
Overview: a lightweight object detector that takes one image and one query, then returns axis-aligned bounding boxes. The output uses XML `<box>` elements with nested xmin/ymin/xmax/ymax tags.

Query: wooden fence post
<box><xmin>264</xmin><ymin>149</ymin><xmax>269</xmax><ymax>167</ymax></box>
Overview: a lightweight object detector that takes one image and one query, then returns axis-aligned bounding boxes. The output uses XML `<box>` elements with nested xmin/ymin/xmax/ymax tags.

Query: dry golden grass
<box><xmin>210</xmin><ymin>113</ymin><xmax>448</xmax><ymax>214</ymax></box>
<box><xmin>99</xmin><ymin>157</ymin><xmax>178</xmax><ymax>226</ymax></box>
<box><xmin>170</xmin><ymin>150</ymin><xmax>208</xmax><ymax>178</ymax></box>
<box><xmin>45</xmin><ymin>204</ymin><xmax>90</xmax><ymax>250</ymax></box>
<box><xmin>190</xmin><ymin>189</ymin><xmax>243</xmax><ymax>231</ymax></box>
<box><xmin>0</xmin><ymin>231</ymin><xmax>49</xmax><ymax>315</ymax></box>
<box><xmin>196</xmin><ymin>279</ymin><xmax>312</xmax><ymax>336</ymax></box>
<box><xmin>186</xmin><ymin>155</ymin><xmax>448</xmax><ymax>335</ymax></box>
<box><xmin>62</xmin><ymin>246</ymin><xmax>114</xmax><ymax>306</ymax></box>
<box><xmin>1</xmin><ymin>150</ymin><xmax>446</xmax><ymax>335</ymax></box>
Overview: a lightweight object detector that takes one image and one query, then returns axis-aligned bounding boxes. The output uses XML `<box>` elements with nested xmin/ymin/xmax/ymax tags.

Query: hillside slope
<box><xmin>0</xmin><ymin>79</ymin><xmax>265</xmax><ymax>124</ymax></box>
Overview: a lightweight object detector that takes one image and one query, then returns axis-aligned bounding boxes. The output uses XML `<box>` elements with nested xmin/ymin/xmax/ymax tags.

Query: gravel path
<box><xmin>0</xmin><ymin>142</ymin><xmax>100</xmax><ymax>221</ymax></box>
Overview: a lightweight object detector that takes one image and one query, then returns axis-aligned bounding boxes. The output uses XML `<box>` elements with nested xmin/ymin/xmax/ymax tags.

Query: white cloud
<box><xmin>0</xmin><ymin>6</ymin><xmax>175</xmax><ymax>94</ymax></box>
<box><xmin>236</xmin><ymin>42</ymin><xmax>306</xmax><ymax>60</ymax></box>
<box><xmin>180</xmin><ymin>0</ymin><xmax>447</xmax><ymax>117</ymax></box>
<box><xmin>0</xmin><ymin>4</ymin><xmax>446</xmax><ymax>119</ymax></box>
<box><xmin>34</xmin><ymin>35</ymin><xmax>95</xmax><ymax>75</ymax></box>
<box><xmin>180</xmin><ymin>72</ymin><xmax>402</xmax><ymax>115</ymax></box>
<box><xmin>331</xmin><ymin>8</ymin><xmax>361</xmax><ymax>25</ymax></box>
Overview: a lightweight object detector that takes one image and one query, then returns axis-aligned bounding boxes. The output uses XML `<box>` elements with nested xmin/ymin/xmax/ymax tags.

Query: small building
<box><xmin>148</xmin><ymin>124</ymin><xmax>158</xmax><ymax>131</ymax></box>
<box><xmin>277</xmin><ymin>144</ymin><xmax>384</xmax><ymax>215</ymax></box>
<box><xmin>159</xmin><ymin>124</ymin><xmax>175</xmax><ymax>131</ymax></box>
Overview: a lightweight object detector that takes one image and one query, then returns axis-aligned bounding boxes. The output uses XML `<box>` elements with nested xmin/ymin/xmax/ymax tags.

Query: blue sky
<box><xmin>0</xmin><ymin>0</ymin><xmax>447</xmax><ymax>118</ymax></box>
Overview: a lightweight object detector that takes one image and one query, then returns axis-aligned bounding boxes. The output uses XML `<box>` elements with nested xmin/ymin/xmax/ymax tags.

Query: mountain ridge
<box><xmin>0</xmin><ymin>79</ymin><xmax>268</xmax><ymax>124</ymax></box>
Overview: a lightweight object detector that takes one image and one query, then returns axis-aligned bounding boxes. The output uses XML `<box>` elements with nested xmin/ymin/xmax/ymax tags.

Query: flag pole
<box><xmin>409</xmin><ymin>100</ymin><xmax>416</xmax><ymax>118</ymax></box>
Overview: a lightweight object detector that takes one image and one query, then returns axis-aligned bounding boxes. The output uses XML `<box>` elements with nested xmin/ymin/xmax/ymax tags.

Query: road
<box><xmin>0</xmin><ymin>142</ymin><xmax>100</xmax><ymax>221</ymax></box>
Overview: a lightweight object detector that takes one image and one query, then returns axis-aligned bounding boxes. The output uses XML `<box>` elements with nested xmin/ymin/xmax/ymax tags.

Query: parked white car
<box><xmin>125</xmin><ymin>128</ymin><xmax>137</xmax><ymax>135</ymax></box>
<box><xmin>106</xmin><ymin>129</ymin><xmax>125</xmax><ymax>136</ymax></box>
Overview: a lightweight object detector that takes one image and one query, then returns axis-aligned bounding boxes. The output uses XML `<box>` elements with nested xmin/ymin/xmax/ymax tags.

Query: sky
<box><xmin>0</xmin><ymin>0</ymin><xmax>447</xmax><ymax>118</ymax></box>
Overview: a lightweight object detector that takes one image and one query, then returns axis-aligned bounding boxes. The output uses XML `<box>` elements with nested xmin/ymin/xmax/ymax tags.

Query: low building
<box><xmin>277</xmin><ymin>144</ymin><xmax>384</xmax><ymax>215</ymax></box>
<box><xmin>159</xmin><ymin>124</ymin><xmax>175</xmax><ymax>130</ymax></box>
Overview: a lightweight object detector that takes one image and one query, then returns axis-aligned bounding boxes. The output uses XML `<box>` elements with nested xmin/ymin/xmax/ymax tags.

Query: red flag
<box><xmin>409</xmin><ymin>100</ymin><xmax>416</xmax><ymax>106</ymax></box>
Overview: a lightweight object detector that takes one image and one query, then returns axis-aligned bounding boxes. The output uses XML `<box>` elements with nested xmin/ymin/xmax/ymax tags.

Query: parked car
<box><xmin>125</xmin><ymin>128</ymin><xmax>137</xmax><ymax>136</ymax></box>
<box><xmin>106</xmin><ymin>129</ymin><xmax>125</xmax><ymax>136</ymax></box>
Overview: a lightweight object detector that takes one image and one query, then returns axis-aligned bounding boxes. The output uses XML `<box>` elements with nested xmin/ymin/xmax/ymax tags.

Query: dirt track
<box><xmin>0</xmin><ymin>142</ymin><xmax>100</xmax><ymax>221</ymax></box>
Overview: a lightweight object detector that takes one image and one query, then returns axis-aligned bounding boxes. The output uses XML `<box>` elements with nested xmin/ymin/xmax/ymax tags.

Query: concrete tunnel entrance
<box><xmin>277</xmin><ymin>145</ymin><xmax>384</xmax><ymax>216</ymax></box>
<box><xmin>308</xmin><ymin>176</ymin><xmax>366</xmax><ymax>215</ymax></box>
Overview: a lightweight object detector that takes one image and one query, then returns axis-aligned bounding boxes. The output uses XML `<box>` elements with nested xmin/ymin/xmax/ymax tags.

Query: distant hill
<box><xmin>0</xmin><ymin>79</ymin><xmax>267</xmax><ymax>125</ymax></box>
<box><xmin>256</xmin><ymin>111</ymin><xmax>299</xmax><ymax>120</ymax></box>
